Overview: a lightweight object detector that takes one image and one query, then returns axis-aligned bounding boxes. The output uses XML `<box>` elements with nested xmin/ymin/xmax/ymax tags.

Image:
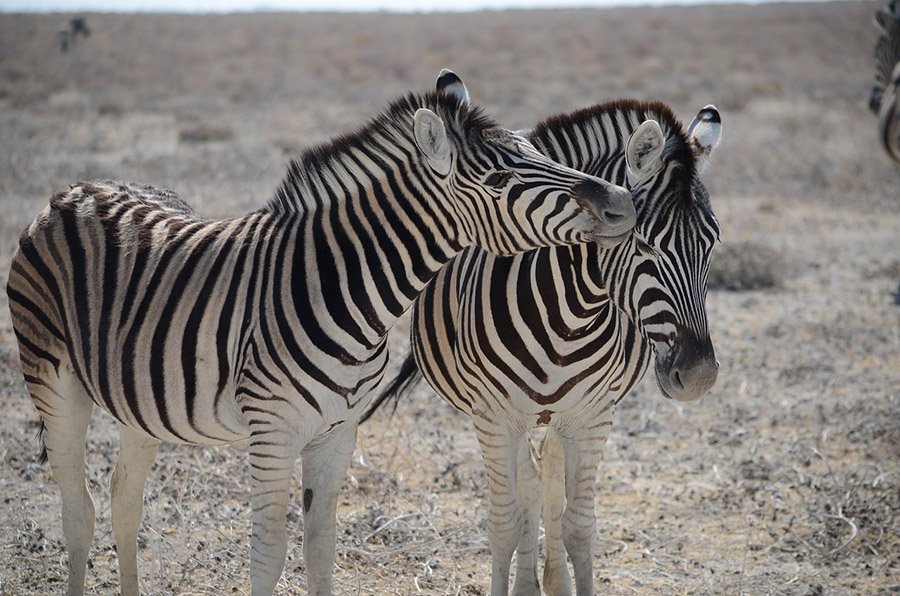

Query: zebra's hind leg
<box><xmin>472</xmin><ymin>415</ymin><xmax>523</xmax><ymax>596</ymax></box>
<box><xmin>28</xmin><ymin>367</ymin><xmax>96</xmax><ymax>596</ymax></box>
<box><xmin>512</xmin><ymin>435</ymin><xmax>541</xmax><ymax>596</ymax></box>
<box><xmin>300</xmin><ymin>422</ymin><xmax>357</xmax><ymax>596</ymax></box>
<box><xmin>110</xmin><ymin>423</ymin><xmax>159</xmax><ymax>596</ymax></box>
<box><xmin>540</xmin><ymin>428</ymin><xmax>572</xmax><ymax>596</ymax></box>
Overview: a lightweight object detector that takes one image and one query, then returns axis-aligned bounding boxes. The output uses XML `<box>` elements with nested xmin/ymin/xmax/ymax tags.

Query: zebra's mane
<box><xmin>529</xmin><ymin>99</ymin><xmax>696</xmax><ymax>177</ymax></box>
<box><xmin>268</xmin><ymin>91</ymin><xmax>497</xmax><ymax>214</ymax></box>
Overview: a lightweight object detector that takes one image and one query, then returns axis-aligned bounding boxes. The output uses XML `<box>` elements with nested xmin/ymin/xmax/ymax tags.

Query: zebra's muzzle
<box><xmin>654</xmin><ymin>330</ymin><xmax>718</xmax><ymax>402</ymax></box>
<box><xmin>572</xmin><ymin>179</ymin><xmax>636</xmax><ymax>243</ymax></box>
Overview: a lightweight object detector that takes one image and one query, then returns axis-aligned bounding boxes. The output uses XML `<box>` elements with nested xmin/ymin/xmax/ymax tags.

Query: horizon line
<box><xmin>0</xmin><ymin>0</ymin><xmax>843</xmax><ymax>15</ymax></box>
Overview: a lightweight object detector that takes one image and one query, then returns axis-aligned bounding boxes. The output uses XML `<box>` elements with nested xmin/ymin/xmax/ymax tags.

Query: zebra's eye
<box><xmin>484</xmin><ymin>170</ymin><xmax>513</xmax><ymax>188</ymax></box>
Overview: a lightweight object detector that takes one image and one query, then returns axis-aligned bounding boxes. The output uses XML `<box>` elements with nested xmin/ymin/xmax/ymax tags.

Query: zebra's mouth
<box><xmin>653</xmin><ymin>350</ymin><xmax>678</xmax><ymax>400</ymax></box>
<box><xmin>595</xmin><ymin>230</ymin><xmax>632</xmax><ymax>249</ymax></box>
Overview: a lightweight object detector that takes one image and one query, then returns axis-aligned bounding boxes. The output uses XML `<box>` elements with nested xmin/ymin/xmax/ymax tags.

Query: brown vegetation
<box><xmin>0</xmin><ymin>3</ymin><xmax>897</xmax><ymax>594</ymax></box>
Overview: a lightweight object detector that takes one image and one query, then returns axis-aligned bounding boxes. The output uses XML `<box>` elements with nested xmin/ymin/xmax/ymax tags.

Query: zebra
<box><xmin>369</xmin><ymin>71</ymin><xmax>722</xmax><ymax>595</ymax></box>
<box><xmin>6</xmin><ymin>89</ymin><xmax>638</xmax><ymax>596</ymax></box>
<box><xmin>58</xmin><ymin>17</ymin><xmax>91</xmax><ymax>54</ymax></box>
<box><xmin>871</xmin><ymin>0</ymin><xmax>900</xmax><ymax>163</ymax></box>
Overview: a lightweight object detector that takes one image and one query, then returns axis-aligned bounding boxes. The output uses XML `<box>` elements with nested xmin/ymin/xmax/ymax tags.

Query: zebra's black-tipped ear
<box><xmin>436</xmin><ymin>69</ymin><xmax>470</xmax><ymax>105</ymax></box>
<box><xmin>625</xmin><ymin>120</ymin><xmax>665</xmax><ymax>183</ymax></box>
<box><xmin>687</xmin><ymin>104</ymin><xmax>722</xmax><ymax>173</ymax></box>
<box><xmin>413</xmin><ymin>108</ymin><xmax>452</xmax><ymax>176</ymax></box>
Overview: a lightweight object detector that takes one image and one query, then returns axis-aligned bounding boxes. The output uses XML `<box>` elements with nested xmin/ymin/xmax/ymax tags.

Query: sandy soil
<box><xmin>0</xmin><ymin>3</ymin><xmax>897</xmax><ymax>594</ymax></box>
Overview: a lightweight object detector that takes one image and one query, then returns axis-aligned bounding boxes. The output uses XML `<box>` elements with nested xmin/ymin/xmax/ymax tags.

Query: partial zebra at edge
<box><xmin>871</xmin><ymin>0</ymin><xmax>900</xmax><ymax>163</ymax></box>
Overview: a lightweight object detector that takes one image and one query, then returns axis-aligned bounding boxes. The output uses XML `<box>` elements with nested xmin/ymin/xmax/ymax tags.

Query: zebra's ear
<box><xmin>687</xmin><ymin>104</ymin><xmax>721</xmax><ymax>173</ymax></box>
<box><xmin>436</xmin><ymin>69</ymin><xmax>470</xmax><ymax>105</ymax></box>
<box><xmin>625</xmin><ymin>119</ymin><xmax>665</xmax><ymax>182</ymax></box>
<box><xmin>413</xmin><ymin>108</ymin><xmax>452</xmax><ymax>176</ymax></box>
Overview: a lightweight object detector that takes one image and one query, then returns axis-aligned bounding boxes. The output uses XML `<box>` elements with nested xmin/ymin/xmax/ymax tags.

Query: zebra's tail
<box><xmin>37</xmin><ymin>419</ymin><xmax>48</xmax><ymax>464</ymax></box>
<box><xmin>360</xmin><ymin>353</ymin><xmax>422</xmax><ymax>423</ymax></box>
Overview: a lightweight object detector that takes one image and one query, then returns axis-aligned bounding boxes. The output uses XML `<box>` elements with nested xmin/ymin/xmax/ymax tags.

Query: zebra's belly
<box><xmin>79</xmin><ymin>350</ymin><xmax>388</xmax><ymax>446</ymax></box>
<box><xmin>79</xmin><ymin>366</ymin><xmax>252</xmax><ymax>446</ymax></box>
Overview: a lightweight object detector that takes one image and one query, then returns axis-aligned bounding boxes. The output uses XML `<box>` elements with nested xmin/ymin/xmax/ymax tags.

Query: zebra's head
<box><xmin>424</xmin><ymin>70</ymin><xmax>636</xmax><ymax>256</ymax></box>
<box><xmin>619</xmin><ymin>105</ymin><xmax>722</xmax><ymax>402</ymax></box>
<box><xmin>518</xmin><ymin>99</ymin><xmax>721</xmax><ymax>402</ymax></box>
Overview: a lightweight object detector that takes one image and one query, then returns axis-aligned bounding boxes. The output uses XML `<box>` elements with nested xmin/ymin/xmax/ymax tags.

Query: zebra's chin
<box><xmin>594</xmin><ymin>230</ymin><xmax>633</xmax><ymax>249</ymax></box>
<box><xmin>568</xmin><ymin>222</ymin><xmax>631</xmax><ymax>247</ymax></box>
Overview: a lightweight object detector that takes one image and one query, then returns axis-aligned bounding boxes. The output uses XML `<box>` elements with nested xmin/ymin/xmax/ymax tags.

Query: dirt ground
<box><xmin>0</xmin><ymin>2</ymin><xmax>897</xmax><ymax>594</ymax></box>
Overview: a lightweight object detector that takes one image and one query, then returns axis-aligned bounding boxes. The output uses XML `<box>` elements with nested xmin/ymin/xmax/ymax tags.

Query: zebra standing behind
<box><xmin>6</xmin><ymin>89</ymin><xmax>637</xmax><ymax>596</ymax></box>
<box><xmin>370</xmin><ymin>71</ymin><xmax>721</xmax><ymax>595</ymax></box>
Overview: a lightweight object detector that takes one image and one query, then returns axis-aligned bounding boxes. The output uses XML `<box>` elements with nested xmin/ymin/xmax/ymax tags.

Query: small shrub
<box><xmin>708</xmin><ymin>240</ymin><xmax>784</xmax><ymax>291</ymax></box>
<box><xmin>178</xmin><ymin>124</ymin><xmax>233</xmax><ymax>144</ymax></box>
<box><xmin>97</xmin><ymin>101</ymin><xmax>123</xmax><ymax>116</ymax></box>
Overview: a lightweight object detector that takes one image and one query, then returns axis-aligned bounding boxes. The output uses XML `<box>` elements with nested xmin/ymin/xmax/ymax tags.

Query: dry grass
<box><xmin>0</xmin><ymin>3</ymin><xmax>898</xmax><ymax>595</ymax></box>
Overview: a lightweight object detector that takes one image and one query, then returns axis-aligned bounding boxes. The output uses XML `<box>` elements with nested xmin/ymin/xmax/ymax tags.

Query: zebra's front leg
<box><xmin>512</xmin><ymin>436</ymin><xmax>541</xmax><ymax>596</ymax></box>
<box><xmin>300</xmin><ymin>422</ymin><xmax>357</xmax><ymax>596</ymax></box>
<box><xmin>473</xmin><ymin>415</ymin><xmax>523</xmax><ymax>596</ymax></box>
<box><xmin>540</xmin><ymin>427</ymin><xmax>572</xmax><ymax>596</ymax></box>
<box><xmin>110</xmin><ymin>423</ymin><xmax>159</xmax><ymax>596</ymax></box>
<box><xmin>560</xmin><ymin>431</ymin><xmax>607</xmax><ymax>596</ymax></box>
<box><xmin>248</xmin><ymin>429</ymin><xmax>299</xmax><ymax>596</ymax></box>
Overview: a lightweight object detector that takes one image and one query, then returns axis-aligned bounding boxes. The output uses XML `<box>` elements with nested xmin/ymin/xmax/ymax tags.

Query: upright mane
<box><xmin>529</xmin><ymin>99</ymin><xmax>696</xmax><ymax>176</ymax></box>
<box><xmin>268</xmin><ymin>91</ymin><xmax>497</xmax><ymax>214</ymax></box>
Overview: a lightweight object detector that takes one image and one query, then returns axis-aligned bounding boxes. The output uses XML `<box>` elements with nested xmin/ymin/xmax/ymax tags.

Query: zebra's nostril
<box><xmin>603</xmin><ymin>210</ymin><xmax>626</xmax><ymax>223</ymax></box>
<box><xmin>672</xmin><ymin>369</ymin><xmax>684</xmax><ymax>389</ymax></box>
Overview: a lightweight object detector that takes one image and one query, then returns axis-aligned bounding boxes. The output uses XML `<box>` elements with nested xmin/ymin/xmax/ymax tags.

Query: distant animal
<box><xmin>58</xmin><ymin>17</ymin><xmax>90</xmax><ymax>54</ymax></box>
<box><xmin>6</xmin><ymin>87</ymin><xmax>635</xmax><ymax>595</ymax></box>
<box><xmin>368</xmin><ymin>70</ymin><xmax>721</xmax><ymax>595</ymax></box>
<box><xmin>870</xmin><ymin>0</ymin><xmax>900</xmax><ymax>163</ymax></box>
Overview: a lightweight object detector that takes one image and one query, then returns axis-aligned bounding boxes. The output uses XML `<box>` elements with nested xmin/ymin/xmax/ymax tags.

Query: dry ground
<box><xmin>0</xmin><ymin>2</ymin><xmax>898</xmax><ymax>594</ymax></box>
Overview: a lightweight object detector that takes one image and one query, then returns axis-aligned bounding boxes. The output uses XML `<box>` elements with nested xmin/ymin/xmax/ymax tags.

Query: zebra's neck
<box><xmin>287</xmin><ymin>194</ymin><xmax>463</xmax><ymax>343</ymax></box>
<box><xmin>544</xmin><ymin>242</ymin><xmax>636</xmax><ymax>325</ymax></box>
<box><xmin>263</xmin><ymin>103</ymin><xmax>474</xmax><ymax>348</ymax></box>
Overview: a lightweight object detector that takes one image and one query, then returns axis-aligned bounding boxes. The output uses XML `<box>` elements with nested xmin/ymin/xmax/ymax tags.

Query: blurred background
<box><xmin>0</xmin><ymin>1</ymin><xmax>897</xmax><ymax>594</ymax></box>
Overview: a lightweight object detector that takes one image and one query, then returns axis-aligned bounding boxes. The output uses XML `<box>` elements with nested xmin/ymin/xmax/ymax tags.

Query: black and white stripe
<box><xmin>371</xmin><ymin>75</ymin><xmax>722</xmax><ymax>595</ymax></box>
<box><xmin>6</xmin><ymin>90</ymin><xmax>635</xmax><ymax>596</ymax></box>
<box><xmin>871</xmin><ymin>0</ymin><xmax>900</xmax><ymax>163</ymax></box>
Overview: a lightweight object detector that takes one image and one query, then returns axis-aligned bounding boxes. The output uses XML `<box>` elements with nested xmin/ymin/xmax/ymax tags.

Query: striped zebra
<box><xmin>871</xmin><ymin>0</ymin><xmax>900</xmax><ymax>163</ymax></box>
<box><xmin>370</xmin><ymin>72</ymin><xmax>722</xmax><ymax>595</ymax></box>
<box><xmin>6</xmin><ymin>90</ymin><xmax>637</xmax><ymax>596</ymax></box>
